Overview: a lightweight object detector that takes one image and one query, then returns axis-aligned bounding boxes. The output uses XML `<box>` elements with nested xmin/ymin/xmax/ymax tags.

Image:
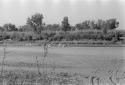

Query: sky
<box><xmin>0</xmin><ymin>0</ymin><xmax>124</xmax><ymax>29</ymax></box>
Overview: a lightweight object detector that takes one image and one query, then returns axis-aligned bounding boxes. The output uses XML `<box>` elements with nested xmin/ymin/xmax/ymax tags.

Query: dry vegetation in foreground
<box><xmin>0</xmin><ymin>43</ymin><xmax>125</xmax><ymax>85</ymax></box>
<box><xmin>0</xmin><ymin>64</ymin><xmax>125</xmax><ymax>85</ymax></box>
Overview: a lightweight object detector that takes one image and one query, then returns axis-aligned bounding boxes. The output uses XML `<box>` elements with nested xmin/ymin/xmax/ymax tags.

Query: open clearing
<box><xmin>0</xmin><ymin>46</ymin><xmax>125</xmax><ymax>74</ymax></box>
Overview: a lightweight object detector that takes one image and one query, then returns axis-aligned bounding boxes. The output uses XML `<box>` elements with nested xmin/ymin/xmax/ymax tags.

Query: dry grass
<box><xmin>0</xmin><ymin>46</ymin><xmax>124</xmax><ymax>85</ymax></box>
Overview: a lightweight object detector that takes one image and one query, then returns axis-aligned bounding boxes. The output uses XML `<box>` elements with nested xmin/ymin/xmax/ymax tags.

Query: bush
<box><xmin>0</xmin><ymin>30</ymin><xmax>123</xmax><ymax>45</ymax></box>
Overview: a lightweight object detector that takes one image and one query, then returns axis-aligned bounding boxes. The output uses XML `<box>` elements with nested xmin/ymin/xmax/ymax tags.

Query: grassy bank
<box><xmin>0</xmin><ymin>45</ymin><xmax>124</xmax><ymax>85</ymax></box>
<box><xmin>0</xmin><ymin>40</ymin><xmax>125</xmax><ymax>47</ymax></box>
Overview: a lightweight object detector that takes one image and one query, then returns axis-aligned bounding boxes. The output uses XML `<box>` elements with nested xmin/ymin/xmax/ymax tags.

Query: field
<box><xmin>0</xmin><ymin>46</ymin><xmax>125</xmax><ymax>85</ymax></box>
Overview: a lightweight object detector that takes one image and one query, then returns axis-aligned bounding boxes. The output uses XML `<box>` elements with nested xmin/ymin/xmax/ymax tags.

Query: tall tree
<box><xmin>27</xmin><ymin>13</ymin><xmax>44</xmax><ymax>34</ymax></box>
<box><xmin>61</xmin><ymin>16</ymin><xmax>71</xmax><ymax>32</ymax></box>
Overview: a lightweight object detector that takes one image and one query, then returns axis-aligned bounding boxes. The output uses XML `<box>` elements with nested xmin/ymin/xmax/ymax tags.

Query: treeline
<box><xmin>0</xmin><ymin>13</ymin><xmax>124</xmax><ymax>43</ymax></box>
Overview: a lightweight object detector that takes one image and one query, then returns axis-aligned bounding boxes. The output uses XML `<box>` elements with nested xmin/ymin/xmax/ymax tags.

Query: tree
<box><xmin>95</xmin><ymin>19</ymin><xmax>108</xmax><ymax>34</ymax></box>
<box><xmin>82</xmin><ymin>20</ymin><xmax>90</xmax><ymax>29</ymax></box>
<box><xmin>75</xmin><ymin>23</ymin><xmax>83</xmax><ymax>30</ymax></box>
<box><xmin>18</xmin><ymin>24</ymin><xmax>34</xmax><ymax>32</ymax></box>
<box><xmin>45</xmin><ymin>24</ymin><xmax>60</xmax><ymax>31</ymax></box>
<box><xmin>27</xmin><ymin>13</ymin><xmax>44</xmax><ymax>34</ymax></box>
<box><xmin>106</xmin><ymin>18</ymin><xmax>119</xmax><ymax>30</ymax></box>
<box><xmin>102</xmin><ymin>21</ymin><xmax>108</xmax><ymax>34</ymax></box>
<box><xmin>75</xmin><ymin>20</ymin><xmax>92</xmax><ymax>30</ymax></box>
<box><xmin>10</xmin><ymin>32</ymin><xmax>21</xmax><ymax>41</ymax></box>
<box><xmin>89</xmin><ymin>20</ymin><xmax>96</xmax><ymax>29</ymax></box>
<box><xmin>96</xmin><ymin>19</ymin><xmax>104</xmax><ymax>30</ymax></box>
<box><xmin>61</xmin><ymin>16</ymin><xmax>71</xmax><ymax>32</ymax></box>
<box><xmin>3</xmin><ymin>23</ymin><xmax>18</xmax><ymax>31</ymax></box>
<box><xmin>0</xmin><ymin>26</ymin><xmax>4</xmax><ymax>32</ymax></box>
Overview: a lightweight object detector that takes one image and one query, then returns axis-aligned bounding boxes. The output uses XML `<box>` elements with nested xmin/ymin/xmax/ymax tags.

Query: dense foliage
<box><xmin>0</xmin><ymin>13</ymin><xmax>124</xmax><ymax>44</ymax></box>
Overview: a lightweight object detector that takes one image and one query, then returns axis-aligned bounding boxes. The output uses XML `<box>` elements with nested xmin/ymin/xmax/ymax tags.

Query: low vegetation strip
<box><xmin>0</xmin><ymin>67</ymin><xmax>125</xmax><ymax>85</ymax></box>
<box><xmin>0</xmin><ymin>62</ymin><xmax>75</xmax><ymax>69</ymax></box>
<box><xmin>0</xmin><ymin>40</ymin><xmax>124</xmax><ymax>47</ymax></box>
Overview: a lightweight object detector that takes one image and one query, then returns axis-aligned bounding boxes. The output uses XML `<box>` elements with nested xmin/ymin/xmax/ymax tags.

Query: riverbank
<box><xmin>0</xmin><ymin>43</ymin><xmax>125</xmax><ymax>47</ymax></box>
<box><xmin>0</xmin><ymin>41</ymin><xmax>125</xmax><ymax>47</ymax></box>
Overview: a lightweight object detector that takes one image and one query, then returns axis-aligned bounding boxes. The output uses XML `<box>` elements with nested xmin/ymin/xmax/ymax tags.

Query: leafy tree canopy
<box><xmin>61</xmin><ymin>16</ymin><xmax>71</xmax><ymax>32</ymax></box>
<box><xmin>3</xmin><ymin>23</ymin><xmax>17</xmax><ymax>31</ymax></box>
<box><xmin>27</xmin><ymin>13</ymin><xmax>44</xmax><ymax>34</ymax></box>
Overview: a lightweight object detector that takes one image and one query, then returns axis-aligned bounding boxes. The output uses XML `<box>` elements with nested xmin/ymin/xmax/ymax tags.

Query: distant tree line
<box><xmin>0</xmin><ymin>13</ymin><xmax>124</xmax><ymax>44</ymax></box>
